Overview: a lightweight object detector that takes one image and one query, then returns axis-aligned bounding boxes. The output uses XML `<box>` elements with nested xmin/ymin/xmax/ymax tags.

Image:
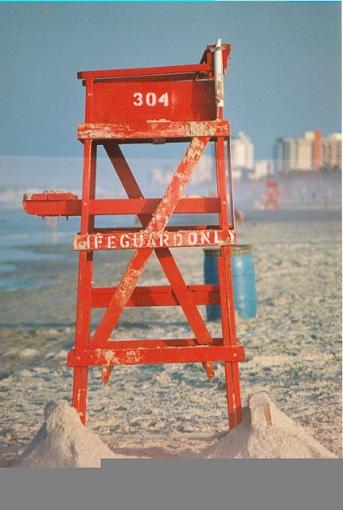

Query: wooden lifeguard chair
<box><xmin>23</xmin><ymin>41</ymin><xmax>245</xmax><ymax>428</ymax></box>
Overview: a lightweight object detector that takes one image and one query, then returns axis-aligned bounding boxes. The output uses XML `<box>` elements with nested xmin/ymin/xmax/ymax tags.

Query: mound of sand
<box><xmin>15</xmin><ymin>393</ymin><xmax>336</xmax><ymax>467</ymax></box>
<box><xmin>206</xmin><ymin>393</ymin><xmax>336</xmax><ymax>459</ymax></box>
<box><xmin>15</xmin><ymin>400</ymin><xmax>127</xmax><ymax>468</ymax></box>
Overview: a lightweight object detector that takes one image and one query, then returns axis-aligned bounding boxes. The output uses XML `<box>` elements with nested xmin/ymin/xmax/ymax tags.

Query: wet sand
<box><xmin>0</xmin><ymin>214</ymin><xmax>341</xmax><ymax>464</ymax></box>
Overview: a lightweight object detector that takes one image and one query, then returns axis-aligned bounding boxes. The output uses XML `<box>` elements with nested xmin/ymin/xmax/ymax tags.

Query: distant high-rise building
<box><xmin>296</xmin><ymin>136</ymin><xmax>313</xmax><ymax>171</ymax></box>
<box><xmin>252</xmin><ymin>160</ymin><xmax>274</xmax><ymax>180</ymax></box>
<box><xmin>312</xmin><ymin>130</ymin><xmax>322</xmax><ymax>171</ymax></box>
<box><xmin>322</xmin><ymin>133</ymin><xmax>342</xmax><ymax>170</ymax></box>
<box><xmin>275</xmin><ymin>130</ymin><xmax>341</xmax><ymax>173</ymax></box>
<box><xmin>275</xmin><ymin>137</ymin><xmax>297</xmax><ymax>174</ymax></box>
<box><xmin>231</xmin><ymin>132</ymin><xmax>254</xmax><ymax>172</ymax></box>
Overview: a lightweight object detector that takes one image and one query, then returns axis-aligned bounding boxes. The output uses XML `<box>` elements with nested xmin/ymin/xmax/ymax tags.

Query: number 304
<box><xmin>133</xmin><ymin>92</ymin><xmax>169</xmax><ymax>107</ymax></box>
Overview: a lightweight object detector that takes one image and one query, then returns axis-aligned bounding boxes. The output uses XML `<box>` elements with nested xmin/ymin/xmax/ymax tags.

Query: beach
<box><xmin>0</xmin><ymin>210</ymin><xmax>341</xmax><ymax>464</ymax></box>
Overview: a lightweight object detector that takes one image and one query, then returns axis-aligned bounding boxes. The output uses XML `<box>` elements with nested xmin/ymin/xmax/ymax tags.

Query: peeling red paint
<box><xmin>22</xmin><ymin>196</ymin><xmax>222</xmax><ymax>218</ymax></box>
<box><xmin>67</xmin><ymin>344</ymin><xmax>245</xmax><ymax>367</ymax></box>
<box><xmin>77</xmin><ymin>120</ymin><xmax>230</xmax><ymax>141</ymax></box>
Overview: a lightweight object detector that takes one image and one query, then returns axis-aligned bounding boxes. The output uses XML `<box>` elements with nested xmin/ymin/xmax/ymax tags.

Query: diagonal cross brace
<box><xmin>90</xmin><ymin>136</ymin><xmax>210</xmax><ymax>351</ymax></box>
<box><xmin>102</xmin><ymin>143</ymin><xmax>216</xmax><ymax>379</ymax></box>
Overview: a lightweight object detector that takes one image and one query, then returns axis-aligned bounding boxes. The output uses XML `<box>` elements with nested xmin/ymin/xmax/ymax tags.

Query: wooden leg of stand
<box><xmin>72</xmin><ymin>366</ymin><xmax>88</xmax><ymax>425</ymax></box>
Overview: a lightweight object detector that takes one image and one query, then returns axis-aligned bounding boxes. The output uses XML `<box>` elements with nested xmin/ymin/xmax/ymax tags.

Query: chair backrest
<box><xmin>77</xmin><ymin>43</ymin><xmax>231</xmax><ymax>123</ymax></box>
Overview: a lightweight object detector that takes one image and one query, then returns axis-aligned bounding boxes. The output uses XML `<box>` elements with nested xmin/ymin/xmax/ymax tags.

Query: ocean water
<box><xmin>0</xmin><ymin>193</ymin><xmax>219</xmax><ymax>292</ymax></box>
<box><xmin>1</xmin><ymin>186</ymin><xmax>340</xmax><ymax>292</ymax></box>
<box><xmin>0</xmin><ymin>209</ymin><xmax>79</xmax><ymax>291</ymax></box>
<box><xmin>1</xmin><ymin>203</ymin><xmax>185</xmax><ymax>291</ymax></box>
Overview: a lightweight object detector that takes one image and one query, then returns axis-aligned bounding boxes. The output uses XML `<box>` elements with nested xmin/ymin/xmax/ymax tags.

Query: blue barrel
<box><xmin>203</xmin><ymin>245</ymin><xmax>257</xmax><ymax>320</ymax></box>
<box><xmin>231</xmin><ymin>245</ymin><xmax>257</xmax><ymax>319</ymax></box>
<box><xmin>203</xmin><ymin>248</ymin><xmax>221</xmax><ymax>321</ymax></box>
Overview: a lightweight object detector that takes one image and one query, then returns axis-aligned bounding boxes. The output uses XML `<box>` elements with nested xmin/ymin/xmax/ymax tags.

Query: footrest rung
<box><xmin>68</xmin><ymin>344</ymin><xmax>245</xmax><ymax>366</ymax></box>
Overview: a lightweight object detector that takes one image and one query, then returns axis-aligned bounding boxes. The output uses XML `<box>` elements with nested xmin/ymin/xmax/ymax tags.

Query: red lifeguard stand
<box><xmin>23</xmin><ymin>41</ymin><xmax>245</xmax><ymax>429</ymax></box>
<box><xmin>264</xmin><ymin>180</ymin><xmax>280</xmax><ymax>210</ymax></box>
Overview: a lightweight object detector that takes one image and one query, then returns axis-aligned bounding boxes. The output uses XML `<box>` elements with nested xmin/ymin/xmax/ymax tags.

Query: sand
<box><xmin>0</xmin><ymin>217</ymin><xmax>341</xmax><ymax>465</ymax></box>
<box><xmin>15</xmin><ymin>394</ymin><xmax>335</xmax><ymax>467</ymax></box>
<box><xmin>15</xmin><ymin>400</ymin><xmax>119</xmax><ymax>468</ymax></box>
<box><xmin>206</xmin><ymin>393</ymin><xmax>336</xmax><ymax>459</ymax></box>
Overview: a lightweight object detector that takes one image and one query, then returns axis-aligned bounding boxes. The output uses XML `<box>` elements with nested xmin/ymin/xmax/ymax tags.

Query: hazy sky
<box><xmin>0</xmin><ymin>1</ymin><xmax>341</xmax><ymax>163</ymax></box>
